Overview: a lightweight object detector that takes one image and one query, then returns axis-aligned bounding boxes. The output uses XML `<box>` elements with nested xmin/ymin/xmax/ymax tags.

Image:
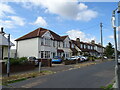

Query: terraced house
<box><xmin>15</xmin><ymin>27</ymin><xmax>71</xmax><ymax>59</ymax></box>
<box><xmin>71</xmin><ymin>38</ymin><xmax>104</xmax><ymax>57</ymax></box>
<box><xmin>15</xmin><ymin>27</ymin><xmax>104</xmax><ymax>59</ymax></box>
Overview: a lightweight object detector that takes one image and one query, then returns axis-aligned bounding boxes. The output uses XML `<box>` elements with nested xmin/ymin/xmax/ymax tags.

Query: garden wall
<box><xmin>2</xmin><ymin>62</ymin><xmax>35</xmax><ymax>74</ymax></box>
<box><xmin>38</xmin><ymin>59</ymin><xmax>52</xmax><ymax>67</ymax></box>
<box><xmin>64</xmin><ymin>60</ymin><xmax>77</xmax><ymax>65</ymax></box>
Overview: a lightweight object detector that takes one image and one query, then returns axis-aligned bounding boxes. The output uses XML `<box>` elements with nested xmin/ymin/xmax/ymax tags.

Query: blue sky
<box><xmin>0</xmin><ymin>0</ymin><xmax>118</xmax><ymax>48</ymax></box>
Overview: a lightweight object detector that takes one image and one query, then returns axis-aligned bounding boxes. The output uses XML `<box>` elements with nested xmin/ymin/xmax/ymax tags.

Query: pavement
<box><xmin>3</xmin><ymin>60</ymin><xmax>115</xmax><ymax>88</ymax></box>
<box><xmin>2</xmin><ymin>60</ymin><xmax>100</xmax><ymax>77</ymax></box>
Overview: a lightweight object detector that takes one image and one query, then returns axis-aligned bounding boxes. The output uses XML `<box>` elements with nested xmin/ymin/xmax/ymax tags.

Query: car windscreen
<box><xmin>53</xmin><ymin>56</ymin><xmax>59</xmax><ymax>59</ymax></box>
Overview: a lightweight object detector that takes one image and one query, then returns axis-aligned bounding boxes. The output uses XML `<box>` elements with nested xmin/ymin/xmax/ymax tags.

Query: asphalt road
<box><xmin>9</xmin><ymin>60</ymin><xmax>115</xmax><ymax>88</ymax></box>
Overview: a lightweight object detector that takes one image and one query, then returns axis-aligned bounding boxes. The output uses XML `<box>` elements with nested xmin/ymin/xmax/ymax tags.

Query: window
<box><xmin>80</xmin><ymin>44</ymin><xmax>82</xmax><ymax>48</ymax></box>
<box><xmin>41</xmin><ymin>37</ymin><xmax>44</xmax><ymax>45</ymax></box>
<box><xmin>84</xmin><ymin>45</ymin><xmax>86</xmax><ymax>49</ymax></box>
<box><xmin>63</xmin><ymin>42</ymin><xmax>65</xmax><ymax>48</ymax></box>
<box><xmin>45</xmin><ymin>51</ymin><xmax>50</xmax><ymax>58</ymax></box>
<box><xmin>53</xmin><ymin>41</ymin><xmax>55</xmax><ymax>47</ymax></box>
<box><xmin>72</xmin><ymin>44</ymin><xmax>74</xmax><ymax>48</ymax></box>
<box><xmin>59</xmin><ymin>42</ymin><xmax>60</xmax><ymax>47</ymax></box>
<box><xmin>41</xmin><ymin>51</ymin><xmax>50</xmax><ymax>58</ymax></box>
<box><xmin>41</xmin><ymin>51</ymin><xmax>44</xmax><ymax>58</ymax></box>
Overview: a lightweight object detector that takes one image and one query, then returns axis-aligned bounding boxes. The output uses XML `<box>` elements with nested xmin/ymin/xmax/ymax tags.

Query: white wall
<box><xmin>38</xmin><ymin>31</ymin><xmax>57</xmax><ymax>58</ymax></box>
<box><xmin>17</xmin><ymin>38</ymin><xmax>39</xmax><ymax>58</ymax></box>
<box><xmin>3</xmin><ymin>46</ymin><xmax>8</xmax><ymax>58</ymax></box>
<box><xmin>62</xmin><ymin>37</ymin><xmax>71</xmax><ymax>58</ymax></box>
<box><xmin>10</xmin><ymin>49</ymin><xmax>16</xmax><ymax>58</ymax></box>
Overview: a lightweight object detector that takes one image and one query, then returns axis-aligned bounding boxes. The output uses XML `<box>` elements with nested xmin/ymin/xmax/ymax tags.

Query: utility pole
<box><xmin>7</xmin><ymin>34</ymin><xmax>10</xmax><ymax>77</ymax></box>
<box><xmin>100</xmin><ymin>22</ymin><xmax>103</xmax><ymax>61</ymax></box>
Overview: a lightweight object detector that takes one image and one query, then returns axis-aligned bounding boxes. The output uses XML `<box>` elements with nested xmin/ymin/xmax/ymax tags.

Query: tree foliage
<box><xmin>104</xmin><ymin>42</ymin><xmax>114</xmax><ymax>58</ymax></box>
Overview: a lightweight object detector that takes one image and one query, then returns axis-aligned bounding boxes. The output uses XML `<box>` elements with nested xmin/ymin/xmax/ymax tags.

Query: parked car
<box><xmin>52</xmin><ymin>56</ymin><xmax>62</xmax><ymax>63</ymax></box>
<box><xmin>118</xmin><ymin>56</ymin><xmax>120</xmax><ymax>65</ymax></box>
<box><xmin>84</xmin><ymin>56</ymin><xmax>88</xmax><ymax>61</ymax></box>
<box><xmin>104</xmin><ymin>56</ymin><xmax>107</xmax><ymax>59</ymax></box>
<box><xmin>27</xmin><ymin>57</ymin><xmax>39</xmax><ymax>66</ymax></box>
<box><xmin>66</xmin><ymin>56</ymin><xmax>78</xmax><ymax>61</ymax></box>
<box><xmin>78</xmin><ymin>56</ymin><xmax>84</xmax><ymax>62</ymax></box>
<box><xmin>78</xmin><ymin>56</ymin><xmax>88</xmax><ymax>62</ymax></box>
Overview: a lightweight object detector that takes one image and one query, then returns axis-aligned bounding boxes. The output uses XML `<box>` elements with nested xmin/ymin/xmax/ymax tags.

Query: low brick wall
<box><xmin>64</xmin><ymin>60</ymin><xmax>77</xmax><ymax>65</ymax></box>
<box><xmin>38</xmin><ymin>59</ymin><xmax>52</xmax><ymax>67</ymax></box>
<box><xmin>2</xmin><ymin>62</ymin><xmax>35</xmax><ymax>74</ymax></box>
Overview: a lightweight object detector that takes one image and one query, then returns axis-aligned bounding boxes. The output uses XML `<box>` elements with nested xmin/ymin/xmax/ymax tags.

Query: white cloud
<box><xmin>108</xmin><ymin>35</ymin><xmax>114</xmax><ymax>39</ymax></box>
<box><xmin>8</xmin><ymin>16</ymin><xmax>25</xmax><ymax>26</ymax></box>
<box><xmin>6</xmin><ymin>0</ymin><xmax>98</xmax><ymax>21</ymax></box>
<box><xmin>0</xmin><ymin>3</ymin><xmax>15</xmax><ymax>18</ymax></box>
<box><xmin>32</xmin><ymin>16</ymin><xmax>47</xmax><ymax>27</ymax></box>
<box><xmin>0</xmin><ymin>16</ymin><xmax>25</xmax><ymax>28</ymax></box>
<box><xmin>66</xmin><ymin>29</ymin><xmax>96</xmax><ymax>42</ymax></box>
<box><xmin>2</xmin><ymin>0</ymin><xmax>119</xmax><ymax>2</ymax></box>
<box><xmin>36</xmin><ymin>0</ymin><xmax>98</xmax><ymax>21</ymax></box>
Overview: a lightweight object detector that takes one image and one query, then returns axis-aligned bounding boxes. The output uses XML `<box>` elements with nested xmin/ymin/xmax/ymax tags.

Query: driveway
<box><xmin>7</xmin><ymin>60</ymin><xmax>115</xmax><ymax>88</ymax></box>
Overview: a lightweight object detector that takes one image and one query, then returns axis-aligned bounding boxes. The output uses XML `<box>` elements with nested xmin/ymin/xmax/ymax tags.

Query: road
<box><xmin>9</xmin><ymin>60</ymin><xmax>115</xmax><ymax>88</ymax></box>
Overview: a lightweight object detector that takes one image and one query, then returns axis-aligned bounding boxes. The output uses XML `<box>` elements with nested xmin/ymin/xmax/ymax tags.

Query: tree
<box><xmin>104</xmin><ymin>42</ymin><xmax>114</xmax><ymax>58</ymax></box>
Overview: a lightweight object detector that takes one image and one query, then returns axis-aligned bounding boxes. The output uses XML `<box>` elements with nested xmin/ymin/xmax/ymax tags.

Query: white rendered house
<box><xmin>0</xmin><ymin>28</ymin><xmax>14</xmax><ymax>60</ymax></box>
<box><xmin>15</xmin><ymin>27</ymin><xmax>71</xmax><ymax>59</ymax></box>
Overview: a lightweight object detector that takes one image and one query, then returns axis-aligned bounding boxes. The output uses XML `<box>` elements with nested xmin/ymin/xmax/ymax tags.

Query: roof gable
<box><xmin>15</xmin><ymin>27</ymin><xmax>62</xmax><ymax>41</ymax></box>
<box><xmin>0</xmin><ymin>34</ymin><xmax>14</xmax><ymax>46</ymax></box>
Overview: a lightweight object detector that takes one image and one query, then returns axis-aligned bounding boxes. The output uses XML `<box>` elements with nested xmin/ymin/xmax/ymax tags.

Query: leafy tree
<box><xmin>104</xmin><ymin>42</ymin><xmax>114</xmax><ymax>58</ymax></box>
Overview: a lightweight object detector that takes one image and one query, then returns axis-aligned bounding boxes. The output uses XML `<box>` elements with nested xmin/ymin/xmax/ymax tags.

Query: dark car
<box><xmin>27</xmin><ymin>57</ymin><xmax>39</xmax><ymax>66</ymax></box>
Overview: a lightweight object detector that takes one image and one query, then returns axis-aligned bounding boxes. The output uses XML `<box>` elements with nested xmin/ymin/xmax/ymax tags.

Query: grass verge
<box><xmin>100</xmin><ymin>84</ymin><xmax>114</xmax><ymax>90</ymax></box>
<box><xmin>2</xmin><ymin>70</ymin><xmax>54</xmax><ymax>86</ymax></box>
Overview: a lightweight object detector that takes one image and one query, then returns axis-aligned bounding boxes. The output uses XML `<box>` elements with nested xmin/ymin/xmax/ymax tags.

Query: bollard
<box><xmin>39</xmin><ymin>62</ymin><xmax>41</xmax><ymax>73</ymax></box>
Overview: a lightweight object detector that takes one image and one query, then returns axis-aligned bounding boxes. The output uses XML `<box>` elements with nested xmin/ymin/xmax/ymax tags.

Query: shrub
<box><xmin>88</xmin><ymin>56</ymin><xmax>95</xmax><ymax>61</ymax></box>
<box><xmin>10</xmin><ymin>58</ymin><xmax>20</xmax><ymax>65</ymax></box>
<box><xmin>19</xmin><ymin>57</ymin><xmax>28</xmax><ymax>64</ymax></box>
<box><xmin>5</xmin><ymin>57</ymin><xmax>28</xmax><ymax>65</ymax></box>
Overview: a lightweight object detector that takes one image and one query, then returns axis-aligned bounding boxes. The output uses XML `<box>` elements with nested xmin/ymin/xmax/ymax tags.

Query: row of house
<box><xmin>0</xmin><ymin>27</ymin><xmax>104</xmax><ymax>60</ymax></box>
<box><xmin>15</xmin><ymin>27</ymin><xmax>104</xmax><ymax>59</ymax></box>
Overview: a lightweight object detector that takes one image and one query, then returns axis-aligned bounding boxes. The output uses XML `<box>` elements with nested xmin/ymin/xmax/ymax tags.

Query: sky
<box><xmin>0</xmin><ymin>0</ymin><xmax>119</xmax><ymax>49</ymax></box>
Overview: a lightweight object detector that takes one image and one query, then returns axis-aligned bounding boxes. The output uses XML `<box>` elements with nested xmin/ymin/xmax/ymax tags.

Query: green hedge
<box><xmin>6</xmin><ymin>57</ymin><xmax>28</xmax><ymax>65</ymax></box>
<box><xmin>88</xmin><ymin>56</ymin><xmax>95</xmax><ymax>61</ymax></box>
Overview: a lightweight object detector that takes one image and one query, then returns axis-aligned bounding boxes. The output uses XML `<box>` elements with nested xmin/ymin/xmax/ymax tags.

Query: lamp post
<box><xmin>112</xmin><ymin>2</ymin><xmax>120</xmax><ymax>89</ymax></box>
<box><xmin>117</xmin><ymin>1</ymin><xmax>120</xmax><ymax>89</ymax></box>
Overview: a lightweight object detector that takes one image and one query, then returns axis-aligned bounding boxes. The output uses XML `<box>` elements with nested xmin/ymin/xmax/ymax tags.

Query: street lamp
<box><xmin>111</xmin><ymin>1</ymin><xmax>120</xmax><ymax>89</ymax></box>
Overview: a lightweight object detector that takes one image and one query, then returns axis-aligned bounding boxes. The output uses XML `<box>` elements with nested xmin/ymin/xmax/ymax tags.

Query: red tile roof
<box><xmin>60</xmin><ymin>35</ymin><xmax>68</xmax><ymax>41</ymax></box>
<box><xmin>15</xmin><ymin>27</ymin><xmax>62</xmax><ymax>41</ymax></box>
<box><xmin>57</xmin><ymin>49</ymin><xmax>64</xmax><ymax>52</ymax></box>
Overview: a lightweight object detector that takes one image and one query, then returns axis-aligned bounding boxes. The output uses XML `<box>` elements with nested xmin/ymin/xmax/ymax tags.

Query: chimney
<box><xmin>0</xmin><ymin>27</ymin><xmax>5</xmax><ymax>35</ymax></box>
<box><xmin>98</xmin><ymin>43</ymin><xmax>101</xmax><ymax>45</ymax></box>
<box><xmin>76</xmin><ymin>38</ymin><xmax>80</xmax><ymax>45</ymax></box>
<box><xmin>76</xmin><ymin>38</ymin><xmax>80</xmax><ymax>42</ymax></box>
<box><xmin>91</xmin><ymin>40</ymin><xmax>95</xmax><ymax>44</ymax></box>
